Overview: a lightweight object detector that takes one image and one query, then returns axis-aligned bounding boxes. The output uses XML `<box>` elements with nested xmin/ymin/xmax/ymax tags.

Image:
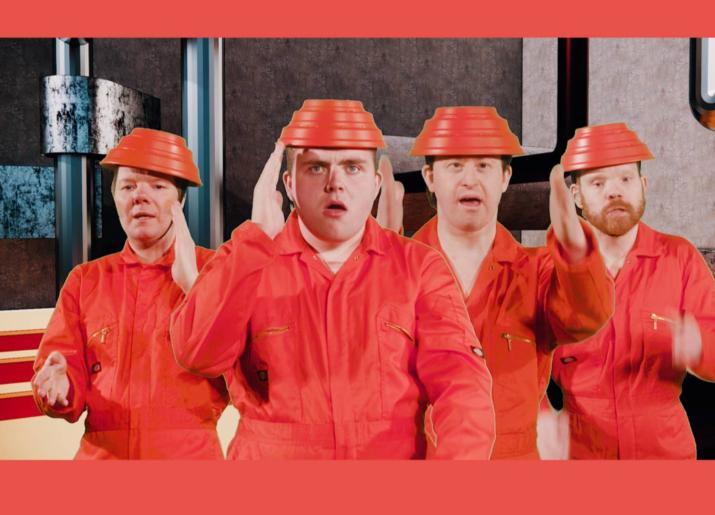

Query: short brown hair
<box><xmin>285</xmin><ymin>146</ymin><xmax>379</xmax><ymax>172</ymax></box>
<box><xmin>424</xmin><ymin>155</ymin><xmax>513</xmax><ymax>208</ymax></box>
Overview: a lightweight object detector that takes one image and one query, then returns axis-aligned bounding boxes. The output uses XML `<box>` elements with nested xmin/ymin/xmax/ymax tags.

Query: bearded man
<box><xmin>547</xmin><ymin>123</ymin><xmax>715</xmax><ymax>459</ymax></box>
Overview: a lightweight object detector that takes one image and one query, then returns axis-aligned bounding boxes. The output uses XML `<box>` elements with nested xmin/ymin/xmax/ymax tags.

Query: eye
<box><xmin>448</xmin><ymin>161</ymin><xmax>462</xmax><ymax>170</ymax></box>
<box><xmin>308</xmin><ymin>164</ymin><xmax>325</xmax><ymax>174</ymax></box>
<box><xmin>121</xmin><ymin>184</ymin><xmax>135</xmax><ymax>191</ymax></box>
<box><xmin>346</xmin><ymin>164</ymin><xmax>361</xmax><ymax>174</ymax></box>
<box><xmin>592</xmin><ymin>181</ymin><xmax>603</xmax><ymax>188</ymax></box>
<box><xmin>622</xmin><ymin>176</ymin><xmax>630</xmax><ymax>183</ymax></box>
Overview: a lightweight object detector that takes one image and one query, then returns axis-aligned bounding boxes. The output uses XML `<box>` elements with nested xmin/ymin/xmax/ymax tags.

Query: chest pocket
<box><xmin>84</xmin><ymin>320</ymin><xmax>118</xmax><ymax>397</ymax></box>
<box><xmin>490</xmin><ymin>317</ymin><xmax>539</xmax><ymax>413</ymax></box>
<box><xmin>246</xmin><ymin>298</ymin><xmax>301</xmax><ymax>417</ymax></box>
<box><xmin>376</xmin><ymin>303</ymin><xmax>416</xmax><ymax>418</ymax></box>
<box><xmin>640</xmin><ymin>307</ymin><xmax>675</xmax><ymax>371</ymax></box>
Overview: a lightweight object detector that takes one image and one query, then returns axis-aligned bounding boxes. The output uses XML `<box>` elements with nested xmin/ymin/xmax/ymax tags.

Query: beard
<box><xmin>582</xmin><ymin>196</ymin><xmax>645</xmax><ymax>237</ymax></box>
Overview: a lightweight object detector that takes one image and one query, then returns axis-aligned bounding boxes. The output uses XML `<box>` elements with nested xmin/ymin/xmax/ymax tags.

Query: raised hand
<box><xmin>252</xmin><ymin>141</ymin><xmax>287</xmax><ymax>239</ymax></box>
<box><xmin>171</xmin><ymin>202</ymin><xmax>199</xmax><ymax>294</ymax></box>
<box><xmin>550</xmin><ymin>164</ymin><xmax>587</xmax><ymax>263</ymax></box>
<box><xmin>376</xmin><ymin>155</ymin><xmax>405</xmax><ymax>233</ymax></box>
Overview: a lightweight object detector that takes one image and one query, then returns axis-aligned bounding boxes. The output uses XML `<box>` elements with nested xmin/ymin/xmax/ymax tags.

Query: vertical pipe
<box><xmin>182</xmin><ymin>38</ymin><xmax>224</xmax><ymax>249</ymax></box>
<box><xmin>54</xmin><ymin>38</ymin><xmax>92</xmax><ymax>291</ymax></box>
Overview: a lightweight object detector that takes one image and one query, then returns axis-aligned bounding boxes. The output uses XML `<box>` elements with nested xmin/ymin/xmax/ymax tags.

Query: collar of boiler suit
<box><xmin>628</xmin><ymin>222</ymin><xmax>662</xmax><ymax>258</ymax></box>
<box><xmin>119</xmin><ymin>240</ymin><xmax>176</xmax><ymax>268</ymax></box>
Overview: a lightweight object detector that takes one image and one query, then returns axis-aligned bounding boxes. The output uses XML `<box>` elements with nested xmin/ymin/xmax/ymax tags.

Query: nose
<box><xmin>130</xmin><ymin>182</ymin><xmax>150</xmax><ymax>204</ymax></box>
<box><xmin>324</xmin><ymin>166</ymin><xmax>345</xmax><ymax>193</ymax></box>
<box><xmin>460</xmin><ymin>163</ymin><xmax>481</xmax><ymax>187</ymax></box>
<box><xmin>604</xmin><ymin>179</ymin><xmax>624</xmax><ymax>200</ymax></box>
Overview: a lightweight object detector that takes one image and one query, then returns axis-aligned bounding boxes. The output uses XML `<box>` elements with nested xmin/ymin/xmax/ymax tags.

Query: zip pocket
<box><xmin>501</xmin><ymin>332</ymin><xmax>533</xmax><ymax>351</ymax></box>
<box><xmin>649</xmin><ymin>313</ymin><xmax>673</xmax><ymax>331</ymax></box>
<box><xmin>89</xmin><ymin>326</ymin><xmax>112</xmax><ymax>344</ymax></box>
<box><xmin>252</xmin><ymin>325</ymin><xmax>291</xmax><ymax>342</ymax></box>
<box><xmin>384</xmin><ymin>321</ymin><xmax>415</xmax><ymax>342</ymax></box>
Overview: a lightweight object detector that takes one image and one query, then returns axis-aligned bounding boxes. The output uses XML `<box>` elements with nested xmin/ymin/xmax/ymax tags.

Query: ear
<box><xmin>502</xmin><ymin>165</ymin><xmax>512</xmax><ymax>193</ymax></box>
<box><xmin>570</xmin><ymin>181</ymin><xmax>583</xmax><ymax>209</ymax></box>
<box><xmin>373</xmin><ymin>167</ymin><xmax>383</xmax><ymax>200</ymax></box>
<box><xmin>641</xmin><ymin>174</ymin><xmax>648</xmax><ymax>193</ymax></box>
<box><xmin>421</xmin><ymin>164</ymin><xmax>435</xmax><ymax>192</ymax></box>
<box><xmin>282</xmin><ymin>169</ymin><xmax>294</xmax><ymax>203</ymax></box>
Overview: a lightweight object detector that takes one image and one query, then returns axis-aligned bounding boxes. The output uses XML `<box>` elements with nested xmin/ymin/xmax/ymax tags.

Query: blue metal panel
<box><xmin>182</xmin><ymin>38</ymin><xmax>224</xmax><ymax>249</ymax></box>
<box><xmin>0</xmin><ymin>166</ymin><xmax>55</xmax><ymax>238</ymax></box>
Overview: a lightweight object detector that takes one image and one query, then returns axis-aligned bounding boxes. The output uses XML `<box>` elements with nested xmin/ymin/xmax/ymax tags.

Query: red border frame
<box><xmin>2</xmin><ymin>1</ymin><xmax>713</xmax><ymax>512</ymax></box>
<box><xmin>1</xmin><ymin>1</ymin><xmax>714</xmax><ymax>37</ymax></box>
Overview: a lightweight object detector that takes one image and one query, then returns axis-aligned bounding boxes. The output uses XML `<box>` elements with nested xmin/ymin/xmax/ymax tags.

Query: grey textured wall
<box><xmin>0</xmin><ymin>39</ymin><xmax>53</xmax><ymax>167</ymax></box>
<box><xmin>223</xmin><ymin>39</ymin><xmax>523</xmax><ymax>237</ymax></box>
<box><xmin>92</xmin><ymin>39</ymin><xmax>182</xmax><ymax>135</ymax></box>
<box><xmin>590</xmin><ymin>38</ymin><xmax>715</xmax><ymax>248</ymax></box>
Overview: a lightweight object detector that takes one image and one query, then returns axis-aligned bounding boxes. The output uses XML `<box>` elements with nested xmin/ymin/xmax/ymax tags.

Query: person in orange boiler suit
<box><xmin>379</xmin><ymin>106</ymin><xmax>614</xmax><ymax>459</ymax></box>
<box><xmin>170</xmin><ymin>99</ymin><xmax>495</xmax><ymax>459</ymax></box>
<box><xmin>544</xmin><ymin>123</ymin><xmax>715</xmax><ymax>459</ymax></box>
<box><xmin>32</xmin><ymin>128</ymin><xmax>229</xmax><ymax>459</ymax></box>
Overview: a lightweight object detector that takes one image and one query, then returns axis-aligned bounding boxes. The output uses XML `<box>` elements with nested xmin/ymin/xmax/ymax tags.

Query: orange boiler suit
<box><xmin>32</xmin><ymin>243</ymin><xmax>229</xmax><ymax>459</ymax></box>
<box><xmin>171</xmin><ymin>213</ymin><xmax>496</xmax><ymax>459</ymax></box>
<box><xmin>552</xmin><ymin>223</ymin><xmax>715</xmax><ymax>459</ymax></box>
<box><xmin>413</xmin><ymin>217</ymin><xmax>614</xmax><ymax>459</ymax></box>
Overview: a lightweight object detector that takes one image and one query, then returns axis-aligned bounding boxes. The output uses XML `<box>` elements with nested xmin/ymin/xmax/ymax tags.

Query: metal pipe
<box><xmin>182</xmin><ymin>38</ymin><xmax>224</xmax><ymax>248</ymax></box>
<box><xmin>54</xmin><ymin>38</ymin><xmax>92</xmax><ymax>291</ymax></box>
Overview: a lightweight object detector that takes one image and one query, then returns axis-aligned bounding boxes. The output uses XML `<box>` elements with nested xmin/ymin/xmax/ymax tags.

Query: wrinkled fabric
<box><xmin>171</xmin><ymin>214</ymin><xmax>495</xmax><ymax>459</ymax></box>
<box><xmin>413</xmin><ymin>217</ymin><xmax>613</xmax><ymax>459</ymax></box>
<box><xmin>552</xmin><ymin>223</ymin><xmax>715</xmax><ymax>459</ymax></box>
<box><xmin>32</xmin><ymin>243</ymin><xmax>228</xmax><ymax>459</ymax></box>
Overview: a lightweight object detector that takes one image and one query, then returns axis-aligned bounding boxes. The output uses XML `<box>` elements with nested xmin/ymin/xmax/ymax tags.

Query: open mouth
<box><xmin>458</xmin><ymin>196</ymin><xmax>483</xmax><ymax>208</ymax></box>
<box><xmin>324</xmin><ymin>200</ymin><xmax>348</xmax><ymax>216</ymax></box>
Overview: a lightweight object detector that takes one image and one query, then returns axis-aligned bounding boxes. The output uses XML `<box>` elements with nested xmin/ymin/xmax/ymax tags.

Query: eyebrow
<box><xmin>300</xmin><ymin>159</ymin><xmax>330</xmax><ymax>167</ymax></box>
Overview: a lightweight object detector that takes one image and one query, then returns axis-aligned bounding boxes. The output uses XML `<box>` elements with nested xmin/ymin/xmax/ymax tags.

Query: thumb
<box><xmin>394</xmin><ymin>180</ymin><xmax>405</xmax><ymax>201</ymax></box>
<box><xmin>550</xmin><ymin>164</ymin><xmax>565</xmax><ymax>182</ymax></box>
<box><xmin>46</xmin><ymin>351</ymin><xmax>64</xmax><ymax>367</ymax></box>
<box><xmin>273</xmin><ymin>190</ymin><xmax>283</xmax><ymax>210</ymax></box>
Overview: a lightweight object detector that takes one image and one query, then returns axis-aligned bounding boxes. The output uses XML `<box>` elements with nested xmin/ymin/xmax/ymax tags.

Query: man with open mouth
<box><xmin>548</xmin><ymin>122</ymin><xmax>715</xmax><ymax>459</ymax></box>
<box><xmin>380</xmin><ymin>106</ymin><xmax>614</xmax><ymax>459</ymax></box>
<box><xmin>31</xmin><ymin>128</ymin><xmax>229</xmax><ymax>459</ymax></box>
<box><xmin>170</xmin><ymin>99</ymin><xmax>495</xmax><ymax>459</ymax></box>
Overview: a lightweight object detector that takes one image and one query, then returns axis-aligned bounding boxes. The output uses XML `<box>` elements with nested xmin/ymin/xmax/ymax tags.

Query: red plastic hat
<box><xmin>100</xmin><ymin>128</ymin><xmax>202</xmax><ymax>186</ymax></box>
<box><xmin>561</xmin><ymin>122</ymin><xmax>654</xmax><ymax>172</ymax></box>
<box><xmin>411</xmin><ymin>106</ymin><xmax>523</xmax><ymax>157</ymax></box>
<box><xmin>279</xmin><ymin>99</ymin><xmax>386</xmax><ymax>149</ymax></box>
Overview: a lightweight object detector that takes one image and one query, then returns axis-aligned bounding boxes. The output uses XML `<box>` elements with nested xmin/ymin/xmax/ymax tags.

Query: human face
<box><xmin>422</xmin><ymin>156</ymin><xmax>511</xmax><ymax>233</ymax></box>
<box><xmin>113</xmin><ymin>166</ymin><xmax>181</xmax><ymax>246</ymax></box>
<box><xmin>283</xmin><ymin>148</ymin><xmax>381</xmax><ymax>243</ymax></box>
<box><xmin>571</xmin><ymin>162</ymin><xmax>647</xmax><ymax>237</ymax></box>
